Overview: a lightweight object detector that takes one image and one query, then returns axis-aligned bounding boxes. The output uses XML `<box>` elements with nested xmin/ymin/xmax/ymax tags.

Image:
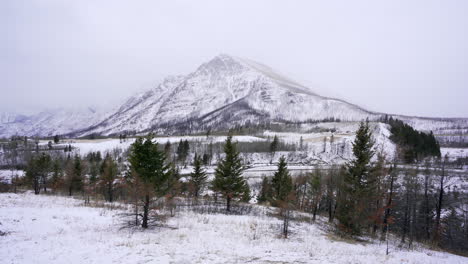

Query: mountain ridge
<box><xmin>1</xmin><ymin>54</ymin><xmax>467</xmax><ymax>138</ymax></box>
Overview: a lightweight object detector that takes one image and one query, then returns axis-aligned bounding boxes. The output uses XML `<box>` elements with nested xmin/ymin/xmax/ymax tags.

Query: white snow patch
<box><xmin>1</xmin><ymin>193</ymin><xmax>466</xmax><ymax>264</ymax></box>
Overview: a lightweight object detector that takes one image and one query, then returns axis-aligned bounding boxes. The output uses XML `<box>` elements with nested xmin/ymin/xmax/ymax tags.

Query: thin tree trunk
<box><xmin>34</xmin><ymin>177</ymin><xmax>40</xmax><ymax>195</ymax></box>
<box><xmin>283</xmin><ymin>208</ymin><xmax>289</xmax><ymax>238</ymax></box>
<box><xmin>313</xmin><ymin>202</ymin><xmax>318</xmax><ymax>221</ymax></box>
<box><xmin>424</xmin><ymin>174</ymin><xmax>430</xmax><ymax>240</ymax></box>
<box><xmin>328</xmin><ymin>196</ymin><xmax>333</xmax><ymax>222</ymax></box>
<box><xmin>226</xmin><ymin>196</ymin><xmax>231</xmax><ymax>212</ymax></box>
<box><xmin>433</xmin><ymin>161</ymin><xmax>445</xmax><ymax>244</ymax></box>
<box><xmin>142</xmin><ymin>194</ymin><xmax>150</xmax><ymax>229</ymax></box>
<box><xmin>108</xmin><ymin>183</ymin><xmax>113</xmax><ymax>202</ymax></box>
<box><xmin>381</xmin><ymin>170</ymin><xmax>395</xmax><ymax>240</ymax></box>
<box><xmin>401</xmin><ymin>189</ymin><xmax>409</xmax><ymax>244</ymax></box>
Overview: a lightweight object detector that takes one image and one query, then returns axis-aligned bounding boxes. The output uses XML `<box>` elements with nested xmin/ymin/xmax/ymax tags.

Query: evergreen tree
<box><xmin>189</xmin><ymin>154</ymin><xmax>208</xmax><ymax>198</ymax></box>
<box><xmin>202</xmin><ymin>153</ymin><xmax>210</xmax><ymax>166</ymax></box>
<box><xmin>257</xmin><ymin>176</ymin><xmax>272</xmax><ymax>203</ymax></box>
<box><xmin>51</xmin><ymin>158</ymin><xmax>62</xmax><ymax>192</ymax></box>
<box><xmin>271</xmin><ymin>156</ymin><xmax>293</xmax><ymax>202</ymax></box>
<box><xmin>183</xmin><ymin>140</ymin><xmax>190</xmax><ymax>157</ymax></box>
<box><xmin>53</xmin><ymin>135</ymin><xmax>60</xmax><ymax>144</ymax></box>
<box><xmin>308</xmin><ymin>169</ymin><xmax>322</xmax><ymax>221</ymax></box>
<box><xmin>337</xmin><ymin>120</ymin><xmax>375</xmax><ymax>235</ymax></box>
<box><xmin>270</xmin><ymin>156</ymin><xmax>294</xmax><ymax>239</ymax></box>
<box><xmin>241</xmin><ymin>183</ymin><xmax>251</xmax><ymax>203</ymax></box>
<box><xmin>176</xmin><ymin>139</ymin><xmax>190</xmax><ymax>163</ymax></box>
<box><xmin>25</xmin><ymin>153</ymin><xmax>52</xmax><ymax>194</ymax></box>
<box><xmin>270</xmin><ymin>135</ymin><xmax>279</xmax><ymax>153</ymax></box>
<box><xmin>165</xmin><ymin>163</ymin><xmax>182</xmax><ymax>216</ymax></box>
<box><xmin>164</xmin><ymin>140</ymin><xmax>171</xmax><ymax>157</ymax></box>
<box><xmin>67</xmin><ymin>155</ymin><xmax>83</xmax><ymax>196</ymax></box>
<box><xmin>100</xmin><ymin>154</ymin><xmax>118</xmax><ymax>202</ymax></box>
<box><xmin>211</xmin><ymin>136</ymin><xmax>248</xmax><ymax>211</ymax></box>
<box><xmin>128</xmin><ymin>136</ymin><xmax>170</xmax><ymax>228</ymax></box>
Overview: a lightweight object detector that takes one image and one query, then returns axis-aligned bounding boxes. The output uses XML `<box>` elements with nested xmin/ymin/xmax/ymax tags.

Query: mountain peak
<box><xmin>196</xmin><ymin>53</ymin><xmax>246</xmax><ymax>74</ymax></box>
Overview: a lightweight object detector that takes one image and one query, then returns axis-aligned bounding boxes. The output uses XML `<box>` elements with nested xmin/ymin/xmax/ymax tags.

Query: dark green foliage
<box><xmin>86</xmin><ymin>151</ymin><xmax>102</xmax><ymax>163</ymax></box>
<box><xmin>66</xmin><ymin>155</ymin><xmax>83</xmax><ymax>196</ymax></box>
<box><xmin>385</xmin><ymin>118</ymin><xmax>441</xmax><ymax>163</ymax></box>
<box><xmin>128</xmin><ymin>136</ymin><xmax>170</xmax><ymax>196</ymax></box>
<box><xmin>211</xmin><ymin>136</ymin><xmax>248</xmax><ymax>211</ymax></box>
<box><xmin>337</xmin><ymin>120</ymin><xmax>375</xmax><ymax>235</ymax></box>
<box><xmin>257</xmin><ymin>176</ymin><xmax>272</xmax><ymax>203</ymax></box>
<box><xmin>72</xmin><ymin>155</ymin><xmax>83</xmax><ymax>191</ymax></box>
<box><xmin>241</xmin><ymin>183</ymin><xmax>251</xmax><ymax>203</ymax></box>
<box><xmin>308</xmin><ymin>169</ymin><xmax>322</xmax><ymax>221</ymax></box>
<box><xmin>176</xmin><ymin>139</ymin><xmax>190</xmax><ymax>163</ymax></box>
<box><xmin>25</xmin><ymin>153</ymin><xmax>52</xmax><ymax>194</ymax></box>
<box><xmin>53</xmin><ymin>135</ymin><xmax>60</xmax><ymax>144</ymax></box>
<box><xmin>128</xmin><ymin>136</ymin><xmax>171</xmax><ymax>228</ymax></box>
<box><xmin>166</xmin><ymin>163</ymin><xmax>181</xmax><ymax>197</ymax></box>
<box><xmin>202</xmin><ymin>153</ymin><xmax>210</xmax><ymax>166</ymax></box>
<box><xmin>164</xmin><ymin>141</ymin><xmax>171</xmax><ymax>157</ymax></box>
<box><xmin>50</xmin><ymin>158</ymin><xmax>63</xmax><ymax>192</ymax></box>
<box><xmin>271</xmin><ymin>156</ymin><xmax>293</xmax><ymax>202</ymax></box>
<box><xmin>270</xmin><ymin>135</ymin><xmax>279</xmax><ymax>153</ymax></box>
<box><xmin>189</xmin><ymin>154</ymin><xmax>207</xmax><ymax>198</ymax></box>
<box><xmin>100</xmin><ymin>154</ymin><xmax>118</xmax><ymax>202</ymax></box>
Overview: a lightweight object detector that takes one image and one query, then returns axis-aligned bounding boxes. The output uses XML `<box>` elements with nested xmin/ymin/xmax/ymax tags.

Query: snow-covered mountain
<box><xmin>76</xmin><ymin>54</ymin><xmax>378</xmax><ymax>136</ymax></box>
<box><xmin>1</xmin><ymin>54</ymin><xmax>467</xmax><ymax>138</ymax></box>
<box><xmin>0</xmin><ymin>107</ymin><xmax>106</xmax><ymax>138</ymax></box>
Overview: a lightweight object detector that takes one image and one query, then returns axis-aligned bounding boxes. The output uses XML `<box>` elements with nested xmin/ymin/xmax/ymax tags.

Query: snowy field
<box><xmin>52</xmin><ymin>135</ymin><xmax>266</xmax><ymax>157</ymax></box>
<box><xmin>0</xmin><ymin>170</ymin><xmax>24</xmax><ymax>184</ymax></box>
<box><xmin>441</xmin><ymin>147</ymin><xmax>467</xmax><ymax>160</ymax></box>
<box><xmin>1</xmin><ymin>193</ymin><xmax>467</xmax><ymax>264</ymax></box>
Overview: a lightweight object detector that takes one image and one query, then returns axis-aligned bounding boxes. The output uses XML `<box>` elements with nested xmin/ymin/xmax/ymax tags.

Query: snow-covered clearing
<box><xmin>54</xmin><ymin>135</ymin><xmax>266</xmax><ymax>157</ymax></box>
<box><xmin>441</xmin><ymin>147</ymin><xmax>467</xmax><ymax>160</ymax></box>
<box><xmin>1</xmin><ymin>193</ymin><xmax>466</xmax><ymax>264</ymax></box>
<box><xmin>0</xmin><ymin>170</ymin><xmax>24</xmax><ymax>184</ymax></box>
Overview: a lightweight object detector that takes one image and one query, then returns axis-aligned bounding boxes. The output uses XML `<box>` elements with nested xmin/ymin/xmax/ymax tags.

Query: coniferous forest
<box><xmin>1</xmin><ymin>120</ymin><xmax>467</xmax><ymax>258</ymax></box>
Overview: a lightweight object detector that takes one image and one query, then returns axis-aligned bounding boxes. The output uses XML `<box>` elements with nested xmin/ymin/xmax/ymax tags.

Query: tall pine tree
<box><xmin>337</xmin><ymin>120</ymin><xmax>375</xmax><ymax>235</ymax></box>
<box><xmin>211</xmin><ymin>136</ymin><xmax>248</xmax><ymax>212</ymax></box>
<box><xmin>271</xmin><ymin>156</ymin><xmax>293</xmax><ymax>202</ymax></box>
<box><xmin>189</xmin><ymin>154</ymin><xmax>208</xmax><ymax>198</ymax></box>
<box><xmin>128</xmin><ymin>136</ymin><xmax>171</xmax><ymax>228</ymax></box>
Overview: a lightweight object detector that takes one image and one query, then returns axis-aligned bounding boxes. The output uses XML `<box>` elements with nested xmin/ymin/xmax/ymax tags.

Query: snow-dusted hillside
<box><xmin>1</xmin><ymin>192</ymin><xmax>466</xmax><ymax>264</ymax></box>
<box><xmin>77</xmin><ymin>54</ymin><xmax>378</xmax><ymax>136</ymax></box>
<box><xmin>1</xmin><ymin>54</ymin><xmax>467</xmax><ymax>138</ymax></box>
<box><xmin>0</xmin><ymin>107</ymin><xmax>107</xmax><ymax>138</ymax></box>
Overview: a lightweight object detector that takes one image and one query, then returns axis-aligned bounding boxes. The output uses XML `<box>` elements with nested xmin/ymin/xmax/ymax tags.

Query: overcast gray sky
<box><xmin>1</xmin><ymin>0</ymin><xmax>467</xmax><ymax>117</ymax></box>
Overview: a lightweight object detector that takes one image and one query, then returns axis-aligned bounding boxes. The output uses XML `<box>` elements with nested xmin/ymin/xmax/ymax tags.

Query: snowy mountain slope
<box><xmin>79</xmin><ymin>76</ymin><xmax>185</xmax><ymax>135</ymax></box>
<box><xmin>0</xmin><ymin>107</ymin><xmax>106</xmax><ymax>138</ymax></box>
<box><xmin>1</xmin><ymin>54</ymin><xmax>467</xmax><ymax>138</ymax></box>
<box><xmin>78</xmin><ymin>54</ymin><xmax>378</xmax><ymax>136</ymax></box>
<box><xmin>0</xmin><ymin>112</ymin><xmax>27</xmax><ymax>124</ymax></box>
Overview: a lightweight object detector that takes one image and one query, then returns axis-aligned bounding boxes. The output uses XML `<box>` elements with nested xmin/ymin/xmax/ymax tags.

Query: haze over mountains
<box><xmin>1</xmin><ymin>54</ymin><xmax>467</xmax><ymax>138</ymax></box>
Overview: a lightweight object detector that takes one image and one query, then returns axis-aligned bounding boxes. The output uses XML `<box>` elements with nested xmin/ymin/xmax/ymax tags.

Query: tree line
<box><xmin>5</xmin><ymin>121</ymin><xmax>468</xmax><ymax>255</ymax></box>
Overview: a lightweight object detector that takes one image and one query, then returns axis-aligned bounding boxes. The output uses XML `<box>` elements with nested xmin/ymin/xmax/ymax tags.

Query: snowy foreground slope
<box><xmin>1</xmin><ymin>193</ymin><xmax>466</xmax><ymax>264</ymax></box>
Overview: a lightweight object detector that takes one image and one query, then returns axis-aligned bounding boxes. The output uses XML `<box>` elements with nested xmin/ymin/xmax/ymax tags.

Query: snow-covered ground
<box><xmin>0</xmin><ymin>170</ymin><xmax>24</xmax><ymax>184</ymax></box>
<box><xmin>54</xmin><ymin>135</ymin><xmax>266</xmax><ymax>157</ymax></box>
<box><xmin>1</xmin><ymin>193</ymin><xmax>466</xmax><ymax>264</ymax></box>
<box><xmin>441</xmin><ymin>147</ymin><xmax>467</xmax><ymax>160</ymax></box>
